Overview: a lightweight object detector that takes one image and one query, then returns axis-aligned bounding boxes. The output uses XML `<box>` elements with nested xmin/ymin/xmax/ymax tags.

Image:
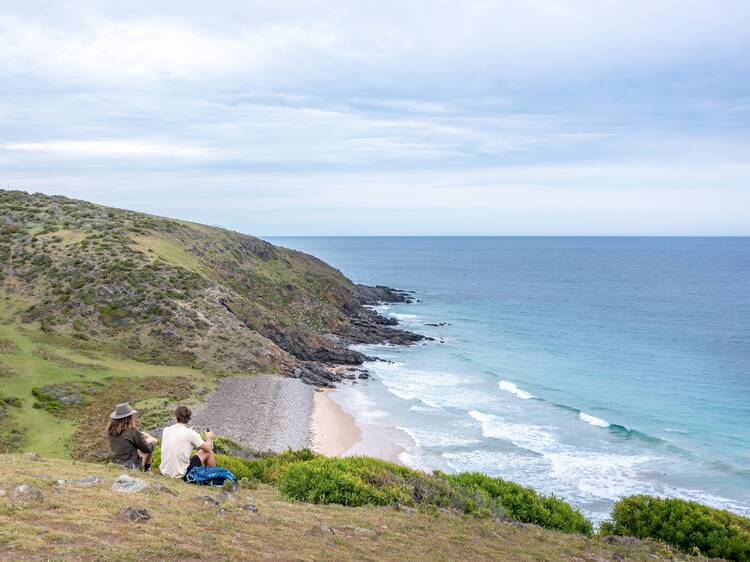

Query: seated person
<box><xmin>159</xmin><ymin>405</ymin><xmax>215</xmax><ymax>480</ymax></box>
<box><xmin>106</xmin><ymin>402</ymin><xmax>157</xmax><ymax>471</ymax></box>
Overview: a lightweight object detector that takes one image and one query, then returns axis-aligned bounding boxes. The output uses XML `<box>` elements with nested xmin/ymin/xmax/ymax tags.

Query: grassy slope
<box><xmin>0</xmin><ymin>455</ymin><xmax>691</xmax><ymax>562</ymax></box>
<box><xmin>0</xmin><ymin>317</ymin><xmax>212</xmax><ymax>459</ymax></box>
<box><xmin>0</xmin><ymin>189</ymin><xmax>376</xmax><ymax>457</ymax></box>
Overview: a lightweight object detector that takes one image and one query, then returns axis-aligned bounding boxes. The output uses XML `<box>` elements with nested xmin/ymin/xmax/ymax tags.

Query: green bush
<box><xmin>215</xmin><ymin>448</ymin><xmax>318</xmax><ymax>484</ymax></box>
<box><xmin>277</xmin><ymin>457</ymin><xmax>410</xmax><ymax>507</ymax></box>
<box><xmin>600</xmin><ymin>495</ymin><xmax>750</xmax><ymax>561</ymax></box>
<box><xmin>446</xmin><ymin>472</ymin><xmax>592</xmax><ymax>535</ymax></box>
<box><xmin>276</xmin><ymin>456</ymin><xmax>503</xmax><ymax>514</ymax></box>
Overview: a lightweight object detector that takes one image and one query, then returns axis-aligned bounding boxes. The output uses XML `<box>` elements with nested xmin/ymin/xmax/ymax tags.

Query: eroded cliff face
<box><xmin>0</xmin><ymin>189</ymin><xmax>423</xmax><ymax>384</ymax></box>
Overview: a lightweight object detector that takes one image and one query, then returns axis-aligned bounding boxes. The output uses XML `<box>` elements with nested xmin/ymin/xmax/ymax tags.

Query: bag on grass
<box><xmin>185</xmin><ymin>466</ymin><xmax>237</xmax><ymax>486</ymax></box>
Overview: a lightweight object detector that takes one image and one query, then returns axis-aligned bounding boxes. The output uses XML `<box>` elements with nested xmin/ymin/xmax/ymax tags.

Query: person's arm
<box><xmin>132</xmin><ymin>429</ymin><xmax>154</xmax><ymax>454</ymax></box>
<box><xmin>198</xmin><ymin>430</ymin><xmax>213</xmax><ymax>453</ymax></box>
<box><xmin>189</xmin><ymin>428</ymin><xmax>212</xmax><ymax>453</ymax></box>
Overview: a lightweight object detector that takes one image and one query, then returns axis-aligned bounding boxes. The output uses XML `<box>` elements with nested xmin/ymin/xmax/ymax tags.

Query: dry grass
<box><xmin>0</xmin><ymin>455</ymin><xmax>695</xmax><ymax>562</ymax></box>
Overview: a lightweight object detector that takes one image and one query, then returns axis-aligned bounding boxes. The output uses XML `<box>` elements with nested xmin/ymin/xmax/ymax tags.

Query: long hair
<box><xmin>106</xmin><ymin>415</ymin><xmax>135</xmax><ymax>437</ymax></box>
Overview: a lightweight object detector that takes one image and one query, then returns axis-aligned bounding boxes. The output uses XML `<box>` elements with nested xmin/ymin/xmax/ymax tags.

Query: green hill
<box><xmin>0</xmin><ymin>189</ymin><xmax>417</xmax><ymax>459</ymax></box>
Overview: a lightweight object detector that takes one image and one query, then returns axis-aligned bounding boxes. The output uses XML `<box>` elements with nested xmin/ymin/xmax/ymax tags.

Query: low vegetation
<box><xmin>601</xmin><ymin>495</ymin><xmax>750</xmax><ymax>561</ymax></box>
<box><xmin>176</xmin><ymin>451</ymin><xmax>591</xmax><ymax>535</ymax></box>
<box><xmin>0</xmin><ymin>454</ymin><xmax>711</xmax><ymax>562</ymax></box>
<box><xmin>176</xmin><ymin>448</ymin><xmax>750</xmax><ymax>559</ymax></box>
<box><xmin>446</xmin><ymin>472</ymin><xmax>593</xmax><ymax>535</ymax></box>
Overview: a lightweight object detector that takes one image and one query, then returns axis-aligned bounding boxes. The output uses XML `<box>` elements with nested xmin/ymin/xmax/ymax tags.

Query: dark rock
<box><xmin>286</xmin><ymin>362</ymin><xmax>342</xmax><ymax>388</ymax></box>
<box><xmin>355</xmin><ymin>285</ymin><xmax>415</xmax><ymax>305</ymax></box>
<box><xmin>121</xmin><ymin>506</ymin><xmax>150</xmax><ymax>522</ymax></box>
<box><xmin>357</xmin><ymin>371</ymin><xmax>370</xmax><ymax>379</ymax></box>
<box><xmin>242</xmin><ymin>503</ymin><xmax>258</xmax><ymax>512</ymax></box>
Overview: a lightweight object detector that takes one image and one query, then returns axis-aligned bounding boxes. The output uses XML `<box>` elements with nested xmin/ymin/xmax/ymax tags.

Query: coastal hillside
<box><xmin>0</xmin><ymin>190</ymin><xmax>418</xmax><ymax>458</ymax></box>
<box><xmin>0</xmin><ymin>454</ymin><xmax>695</xmax><ymax>562</ymax></box>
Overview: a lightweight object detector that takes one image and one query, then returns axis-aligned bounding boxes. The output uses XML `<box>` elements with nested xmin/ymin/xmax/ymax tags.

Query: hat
<box><xmin>110</xmin><ymin>403</ymin><xmax>137</xmax><ymax>420</ymax></box>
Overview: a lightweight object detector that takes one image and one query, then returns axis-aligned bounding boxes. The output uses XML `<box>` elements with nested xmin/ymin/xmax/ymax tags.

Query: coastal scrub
<box><xmin>600</xmin><ymin>495</ymin><xmax>750</xmax><ymax>561</ymax></box>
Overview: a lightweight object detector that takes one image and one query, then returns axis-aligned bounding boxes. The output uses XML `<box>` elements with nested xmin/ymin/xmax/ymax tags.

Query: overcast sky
<box><xmin>2</xmin><ymin>1</ymin><xmax>749</xmax><ymax>235</ymax></box>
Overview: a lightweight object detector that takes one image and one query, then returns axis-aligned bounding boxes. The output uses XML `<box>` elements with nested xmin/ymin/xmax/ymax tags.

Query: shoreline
<box><xmin>311</xmin><ymin>389</ymin><xmax>362</xmax><ymax>456</ymax></box>
<box><xmin>312</xmin><ymin>383</ymin><xmax>406</xmax><ymax>464</ymax></box>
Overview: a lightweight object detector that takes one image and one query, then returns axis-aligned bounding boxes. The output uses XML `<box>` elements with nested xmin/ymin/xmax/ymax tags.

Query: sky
<box><xmin>1</xmin><ymin>0</ymin><xmax>749</xmax><ymax>235</ymax></box>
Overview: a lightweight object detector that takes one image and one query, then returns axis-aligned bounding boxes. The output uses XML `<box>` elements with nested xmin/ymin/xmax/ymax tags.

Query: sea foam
<box><xmin>498</xmin><ymin>380</ymin><xmax>534</xmax><ymax>400</ymax></box>
<box><xmin>579</xmin><ymin>412</ymin><xmax>610</xmax><ymax>428</ymax></box>
<box><xmin>468</xmin><ymin>410</ymin><xmax>557</xmax><ymax>454</ymax></box>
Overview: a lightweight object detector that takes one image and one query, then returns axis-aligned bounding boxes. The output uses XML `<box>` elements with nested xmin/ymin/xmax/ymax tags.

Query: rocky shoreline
<box><xmin>281</xmin><ymin>284</ymin><xmax>427</xmax><ymax>388</ymax></box>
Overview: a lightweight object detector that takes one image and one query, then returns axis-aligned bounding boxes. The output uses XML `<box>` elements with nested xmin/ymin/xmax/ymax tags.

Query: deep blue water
<box><xmin>267</xmin><ymin>237</ymin><xmax>750</xmax><ymax>521</ymax></box>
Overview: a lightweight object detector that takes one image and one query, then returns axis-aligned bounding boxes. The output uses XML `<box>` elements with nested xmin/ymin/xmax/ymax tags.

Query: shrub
<box><xmin>216</xmin><ymin>448</ymin><xmax>317</xmax><ymax>484</ymax></box>
<box><xmin>277</xmin><ymin>457</ymin><xmax>409</xmax><ymax>507</ymax></box>
<box><xmin>446</xmin><ymin>472</ymin><xmax>593</xmax><ymax>535</ymax></box>
<box><xmin>276</xmin><ymin>456</ymin><xmax>502</xmax><ymax>513</ymax></box>
<box><xmin>600</xmin><ymin>495</ymin><xmax>750</xmax><ymax>561</ymax></box>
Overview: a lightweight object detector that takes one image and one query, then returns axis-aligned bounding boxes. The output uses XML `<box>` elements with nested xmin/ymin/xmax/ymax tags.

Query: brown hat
<box><xmin>110</xmin><ymin>403</ymin><xmax>137</xmax><ymax>420</ymax></box>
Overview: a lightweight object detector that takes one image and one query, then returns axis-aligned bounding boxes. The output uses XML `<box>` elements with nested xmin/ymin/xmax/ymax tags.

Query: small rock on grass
<box><xmin>0</xmin><ymin>489</ymin><xmax>6</xmax><ymax>497</ymax></box>
<box><xmin>112</xmin><ymin>474</ymin><xmax>147</xmax><ymax>493</ymax></box>
<box><xmin>29</xmin><ymin>452</ymin><xmax>40</xmax><ymax>461</ymax></box>
<box><xmin>121</xmin><ymin>506</ymin><xmax>150</xmax><ymax>522</ymax></box>
<box><xmin>14</xmin><ymin>484</ymin><xmax>44</xmax><ymax>501</ymax></box>
<box><xmin>242</xmin><ymin>503</ymin><xmax>258</xmax><ymax>513</ymax></box>
<box><xmin>199</xmin><ymin>495</ymin><xmax>221</xmax><ymax>507</ymax></box>
<box><xmin>148</xmin><ymin>482</ymin><xmax>178</xmax><ymax>496</ymax></box>
<box><xmin>74</xmin><ymin>476</ymin><xmax>104</xmax><ymax>486</ymax></box>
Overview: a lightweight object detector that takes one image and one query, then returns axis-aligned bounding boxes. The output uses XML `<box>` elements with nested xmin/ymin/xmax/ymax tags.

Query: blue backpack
<box><xmin>185</xmin><ymin>466</ymin><xmax>237</xmax><ymax>486</ymax></box>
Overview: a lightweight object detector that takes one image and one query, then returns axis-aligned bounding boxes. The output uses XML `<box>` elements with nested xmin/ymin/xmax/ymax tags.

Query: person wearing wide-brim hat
<box><xmin>106</xmin><ymin>403</ymin><xmax>158</xmax><ymax>471</ymax></box>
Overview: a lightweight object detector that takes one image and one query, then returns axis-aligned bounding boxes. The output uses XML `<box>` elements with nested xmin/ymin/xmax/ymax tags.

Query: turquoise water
<box><xmin>268</xmin><ymin>237</ymin><xmax>750</xmax><ymax>521</ymax></box>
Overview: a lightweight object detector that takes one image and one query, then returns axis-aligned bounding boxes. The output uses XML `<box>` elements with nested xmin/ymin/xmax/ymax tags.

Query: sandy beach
<box><xmin>311</xmin><ymin>390</ymin><xmax>362</xmax><ymax>456</ymax></box>
<box><xmin>193</xmin><ymin>373</ymin><xmax>405</xmax><ymax>463</ymax></box>
<box><xmin>312</xmin><ymin>385</ymin><xmax>406</xmax><ymax>463</ymax></box>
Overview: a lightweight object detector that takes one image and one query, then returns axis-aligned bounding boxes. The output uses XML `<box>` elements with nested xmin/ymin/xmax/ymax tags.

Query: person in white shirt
<box><xmin>159</xmin><ymin>405</ymin><xmax>216</xmax><ymax>479</ymax></box>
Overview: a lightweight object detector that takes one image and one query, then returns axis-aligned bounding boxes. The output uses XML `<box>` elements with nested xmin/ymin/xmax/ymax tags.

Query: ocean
<box><xmin>267</xmin><ymin>237</ymin><xmax>750</xmax><ymax>522</ymax></box>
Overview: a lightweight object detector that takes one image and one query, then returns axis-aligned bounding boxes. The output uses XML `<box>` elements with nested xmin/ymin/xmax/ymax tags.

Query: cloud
<box><xmin>3</xmin><ymin>140</ymin><xmax>210</xmax><ymax>158</ymax></box>
<box><xmin>0</xmin><ymin>1</ymin><xmax>749</xmax><ymax>234</ymax></box>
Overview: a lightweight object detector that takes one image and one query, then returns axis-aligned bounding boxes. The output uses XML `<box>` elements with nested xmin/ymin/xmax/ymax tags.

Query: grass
<box><xmin>0</xmin><ymin>321</ymin><xmax>214</xmax><ymax>458</ymax></box>
<box><xmin>130</xmin><ymin>234</ymin><xmax>209</xmax><ymax>276</ymax></box>
<box><xmin>0</xmin><ymin>454</ymin><xmax>698</xmax><ymax>562</ymax></box>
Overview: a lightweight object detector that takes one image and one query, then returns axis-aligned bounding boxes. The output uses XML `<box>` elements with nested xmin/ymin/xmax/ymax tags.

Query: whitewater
<box><xmin>269</xmin><ymin>237</ymin><xmax>750</xmax><ymax>522</ymax></box>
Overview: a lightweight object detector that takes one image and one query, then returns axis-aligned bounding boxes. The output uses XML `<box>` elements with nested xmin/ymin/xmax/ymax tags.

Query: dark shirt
<box><xmin>108</xmin><ymin>427</ymin><xmax>154</xmax><ymax>469</ymax></box>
